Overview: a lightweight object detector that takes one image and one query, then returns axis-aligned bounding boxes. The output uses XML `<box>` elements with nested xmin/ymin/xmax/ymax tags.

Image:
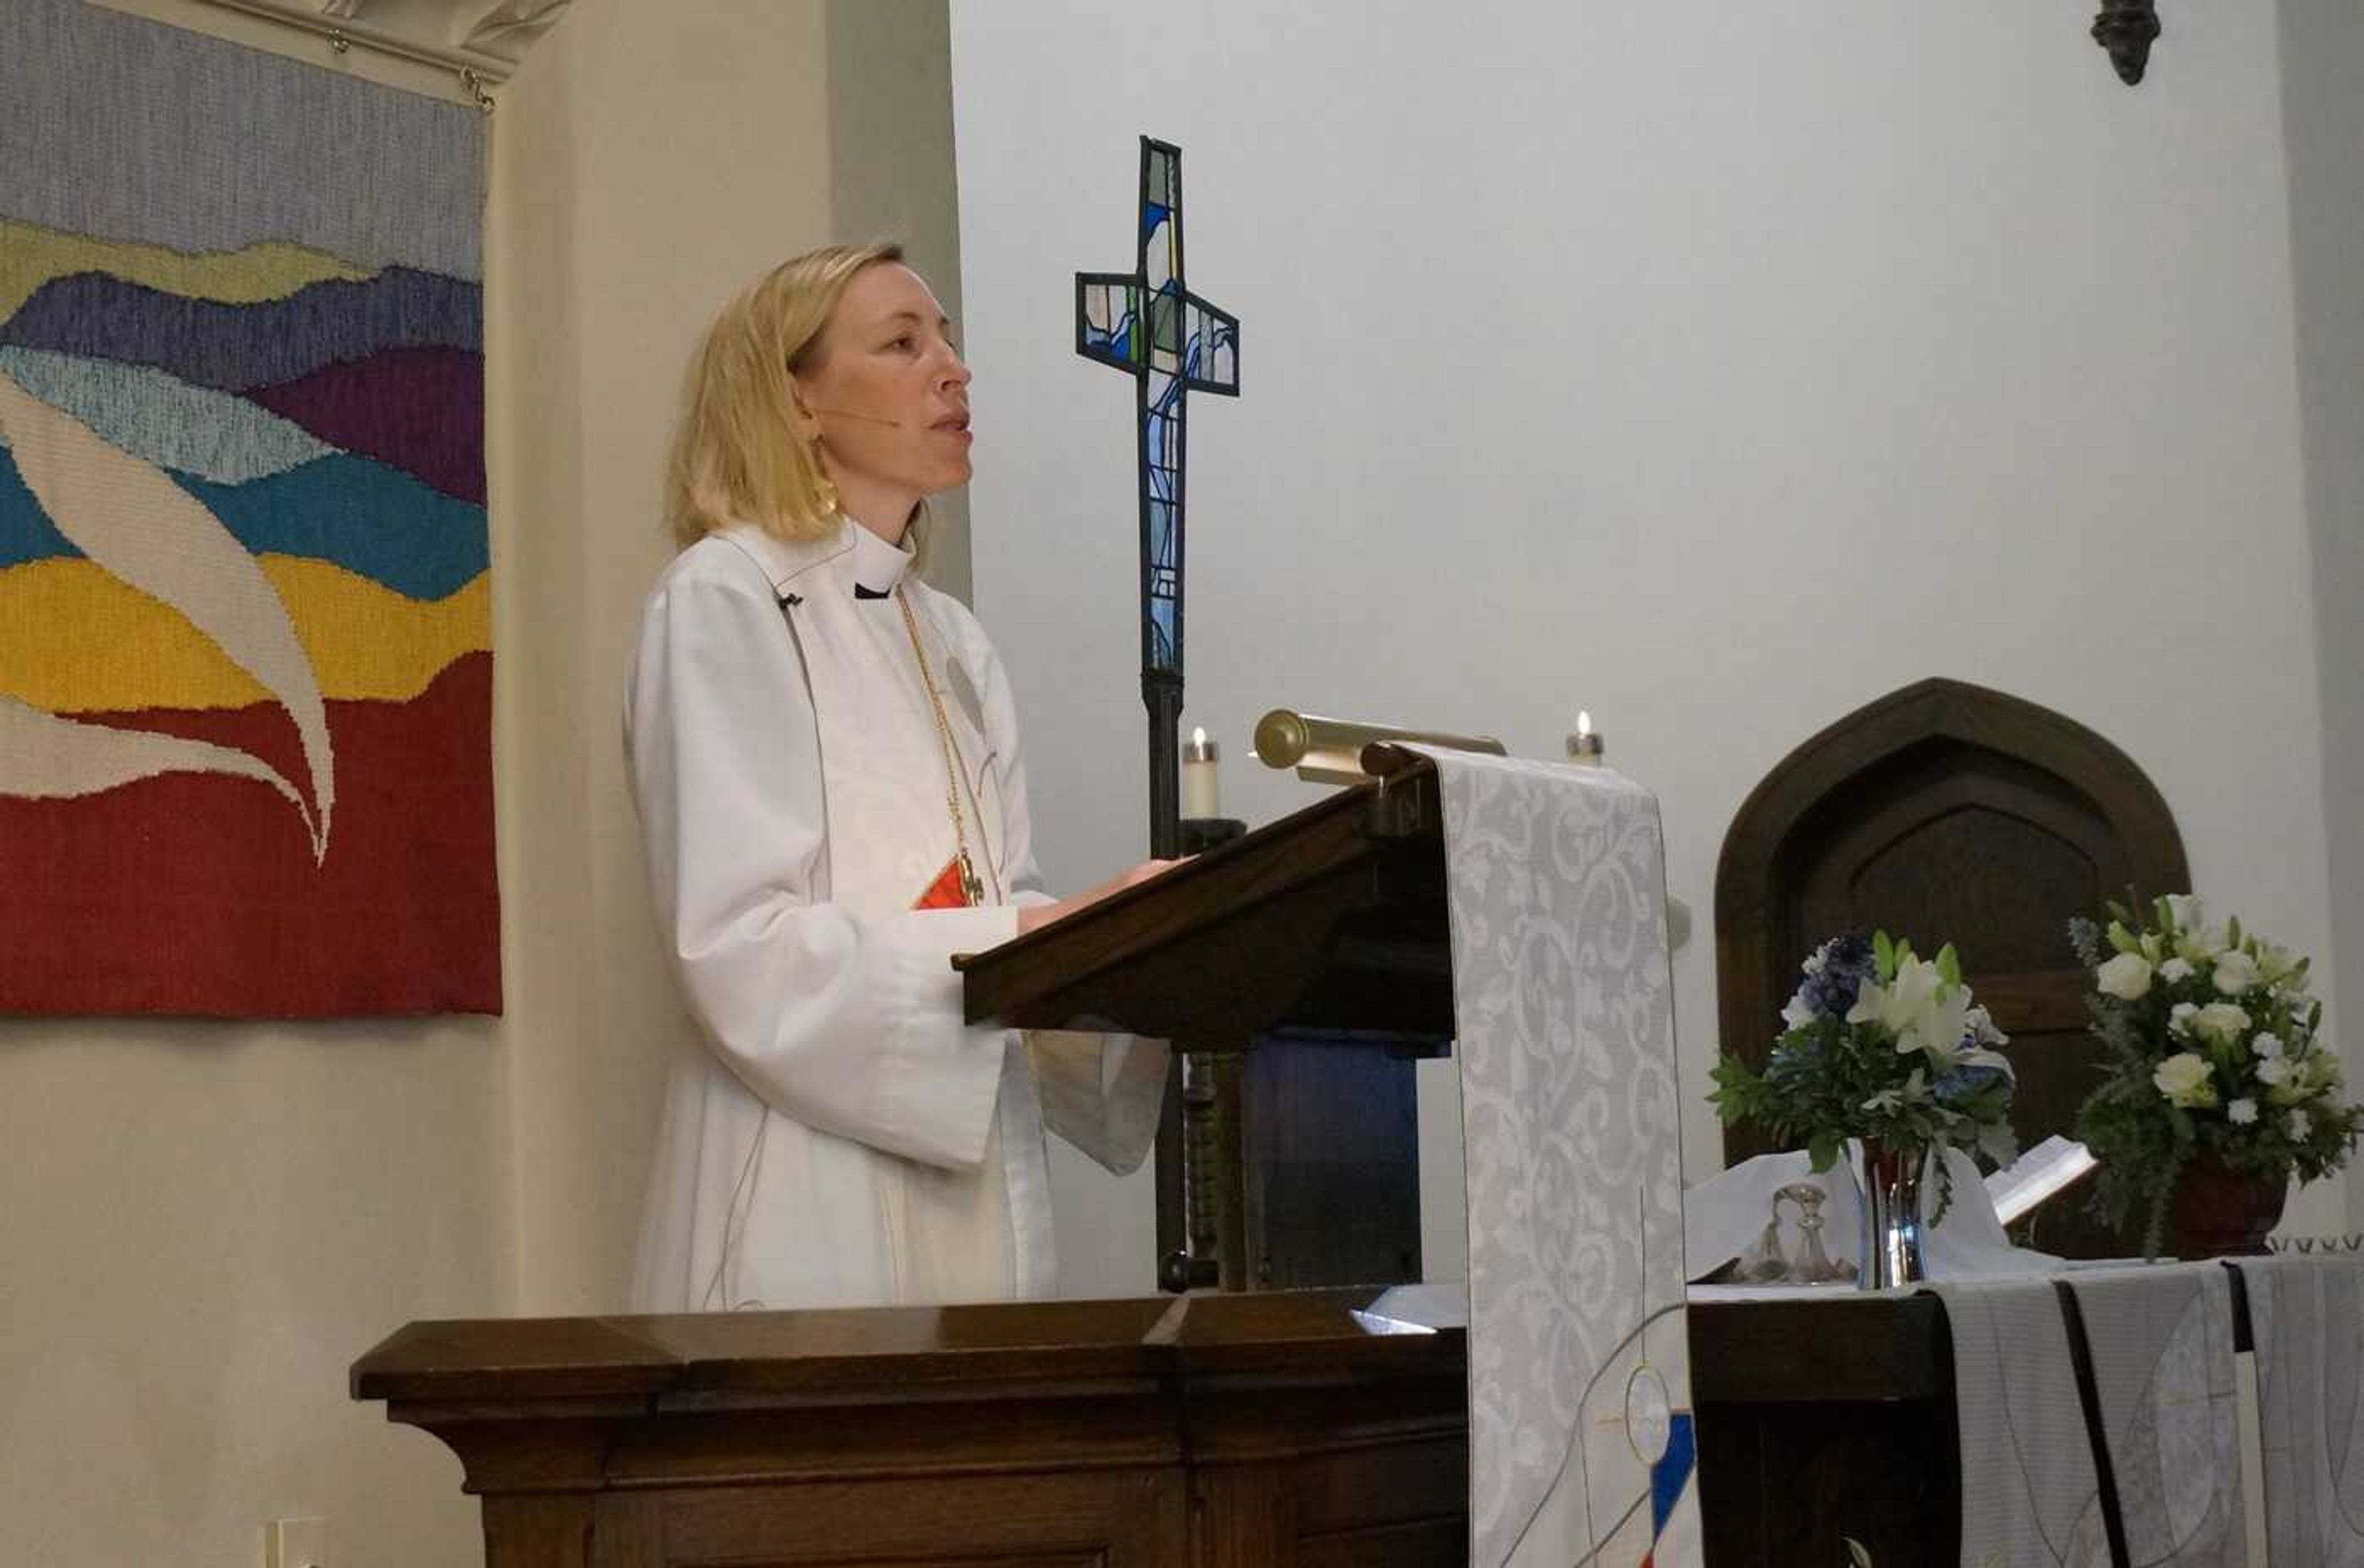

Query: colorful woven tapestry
<box><xmin>0</xmin><ymin>0</ymin><xmax>497</xmax><ymax>1016</ymax></box>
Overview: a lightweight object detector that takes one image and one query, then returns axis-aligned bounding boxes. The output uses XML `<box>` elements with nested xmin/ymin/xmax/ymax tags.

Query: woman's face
<box><xmin>798</xmin><ymin>262</ymin><xmax>973</xmax><ymax>531</ymax></box>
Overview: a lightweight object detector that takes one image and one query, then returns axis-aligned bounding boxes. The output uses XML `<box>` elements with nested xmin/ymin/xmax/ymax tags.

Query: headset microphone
<box><xmin>809</xmin><ymin>407</ymin><xmax>906</xmax><ymax>428</ymax></box>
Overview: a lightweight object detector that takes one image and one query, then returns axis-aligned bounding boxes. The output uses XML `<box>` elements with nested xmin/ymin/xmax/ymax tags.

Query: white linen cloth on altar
<box><xmin>1410</xmin><ymin>747</ymin><xmax>1699</xmax><ymax>1568</ymax></box>
<box><xmin>1936</xmin><ymin>1276</ymin><xmax>2113</xmax><ymax>1568</ymax></box>
<box><xmin>2067</xmin><ymin>1263</ymin><xmax>2247</xmax><ymax>1567</ymax></box>
<box><xmin>2232</xmin><ymin>1254</ymin><xmax>2364</xmax><ymax>1567</ymax></box>
<box><xmin>1932</xmin><ymin>1263</ymin><xmax>2247</xmax><ymax>1568</ymax></box>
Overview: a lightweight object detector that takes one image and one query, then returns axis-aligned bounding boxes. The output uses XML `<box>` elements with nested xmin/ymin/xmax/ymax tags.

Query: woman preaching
<box><xmin>625</xmin><ymin>244</ymin><xmax>1169</xmax><ymax>1313</ymax></box>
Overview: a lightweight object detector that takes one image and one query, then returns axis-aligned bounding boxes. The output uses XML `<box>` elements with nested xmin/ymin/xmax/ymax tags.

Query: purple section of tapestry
<box><xmin>0</xmin><ymin>267</ymin><xmax>480</xmax><ymax>392</ymax></box>
<box><xmin>246</xmin><ymin>347</ymin><xmax>484</xmax><ymax>504</ymax></box>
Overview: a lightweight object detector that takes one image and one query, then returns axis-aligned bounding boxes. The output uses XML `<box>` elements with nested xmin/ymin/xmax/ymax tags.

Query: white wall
<box><xmin>2280</xmin><ymin>0</ymin><xmax>2364</xmax><ymax>1231</ymax></box>
<box><xmin>949</xmin><ymin>0</ymin><xmax>2352</xmax><ymax>1290</ymax></box>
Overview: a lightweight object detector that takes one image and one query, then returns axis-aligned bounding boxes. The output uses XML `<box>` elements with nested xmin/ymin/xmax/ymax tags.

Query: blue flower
<box><xmin>1933</xmin><ymin>1064</ymin><xmax>2008</xmax><ymax>1109</ymax></box>
<box><xmin>1798</xmin><ymin>933</ymin><xmax>1876</xmax><ymax>1018</ymax></box>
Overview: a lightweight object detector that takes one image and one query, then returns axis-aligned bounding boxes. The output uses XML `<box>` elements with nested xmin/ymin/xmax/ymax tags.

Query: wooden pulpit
<box><xmin>351</xmin><ymin>1290</ymin><xmax>1468</xmax><ymax>1567</ymax></box>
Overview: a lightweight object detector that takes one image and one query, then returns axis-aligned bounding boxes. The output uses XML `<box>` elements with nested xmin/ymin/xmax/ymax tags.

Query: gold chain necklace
<box><xmin>894</xmin><ymin>585</ymin><xmax>986</xmax><ymax>907</ymax></box>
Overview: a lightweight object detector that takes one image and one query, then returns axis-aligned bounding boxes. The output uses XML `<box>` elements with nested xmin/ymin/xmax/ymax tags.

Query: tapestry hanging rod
<box><xmin>193</xmin><ymin>0</ymin><xmax>512</xmax><ymax>92</ymax></box>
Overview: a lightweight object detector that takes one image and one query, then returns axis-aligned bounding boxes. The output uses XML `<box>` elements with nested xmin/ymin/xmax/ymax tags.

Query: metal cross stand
<box><xmin>1074</xmin><ymin>136</ymin><xmax>1240</xmax><ymax>862</ymax></box>
<box><xmin>1075</xmin><ymin>137</ymin><xmax>1241</xmax><ymax>1289</ymax></box>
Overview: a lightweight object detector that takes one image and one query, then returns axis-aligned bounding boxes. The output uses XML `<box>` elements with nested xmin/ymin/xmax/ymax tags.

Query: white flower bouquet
<box><xmin>2072</xmin><ymin>895</ymin><xmax>2363</xmax><ymax>1254</ymax></box>
<box><xmin>1711</xmin><ymin>931</ymin><xmax>2017</xmax><ymax>1215</ymax></box>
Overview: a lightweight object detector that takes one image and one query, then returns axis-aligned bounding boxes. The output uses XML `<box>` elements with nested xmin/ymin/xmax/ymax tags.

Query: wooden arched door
<box><xmin>1715</xmin><ymin>678</ymin><xmax>2188</xmax><ymax>1256</ymax></box>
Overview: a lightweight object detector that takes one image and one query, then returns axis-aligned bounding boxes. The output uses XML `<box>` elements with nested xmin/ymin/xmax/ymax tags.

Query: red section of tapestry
<box><xmin>0</xmin><ymin>653</ymin><xmax>501</xmax><ymax>1016</ymax></box>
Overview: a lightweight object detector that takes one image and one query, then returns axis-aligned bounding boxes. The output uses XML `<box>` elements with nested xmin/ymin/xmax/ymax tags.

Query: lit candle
<box><xmin>1567</xmin><ymin>710</ymin><xmax>1605</xmax><ymax>766</ymax></box>
<box><xmin>1182</xmin><ymin>725</ymin><xmax>1221</xmax><ymax>819</ymax></box>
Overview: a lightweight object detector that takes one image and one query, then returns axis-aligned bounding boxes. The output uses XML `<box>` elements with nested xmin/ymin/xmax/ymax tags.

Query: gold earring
<box><xmin>813</xmin><ymin>470</ymin><xmax>840</xmax><ymax>517</ymax></box>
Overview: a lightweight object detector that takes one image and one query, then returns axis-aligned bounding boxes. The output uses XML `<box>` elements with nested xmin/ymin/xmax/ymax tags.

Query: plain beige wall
<box><xmin>1</xmin><ymin>2</ymin><xmax>962</xmax><ymax>1564</ymax></box>
<box><xmin>0</xmin><ymin>1027</ymin><xmax>502</xmax><ymax>1567</ymax></box>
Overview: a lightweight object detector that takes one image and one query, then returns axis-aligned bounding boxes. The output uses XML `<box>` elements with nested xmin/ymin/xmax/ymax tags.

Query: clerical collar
<box><xmin>844</xmin><ymin>515</ymin><xmax>916</xmax><ymax>598</ymax></box>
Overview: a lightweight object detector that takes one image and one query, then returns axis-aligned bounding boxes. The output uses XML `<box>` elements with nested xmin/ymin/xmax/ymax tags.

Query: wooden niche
<box><xmin>1714</xmin><ymin>678</ymin><xmax>2188</xmax><ymax>1257</ymax></box>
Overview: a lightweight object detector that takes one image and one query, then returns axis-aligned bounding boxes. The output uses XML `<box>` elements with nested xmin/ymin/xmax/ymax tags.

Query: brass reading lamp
<box><xmin>1250</xmin><ymin>709</ymin><xmax>1509</xmax><ymax>783</ymax></box>
<box><xmin>1254</xmin><ymin>708</ymin><xmax>1694</xmax><ymax>959</ymax></box>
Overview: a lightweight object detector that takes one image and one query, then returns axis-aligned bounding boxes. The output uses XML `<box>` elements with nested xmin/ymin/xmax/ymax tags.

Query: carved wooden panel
<box><xmin>1716</xmin><ymin>679</ymin><xmax>2189</xmax><ymax>1256</ymax></box>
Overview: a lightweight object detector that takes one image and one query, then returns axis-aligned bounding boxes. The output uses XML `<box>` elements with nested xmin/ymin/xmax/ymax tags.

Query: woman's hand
<box><xmin>1016</xmin><ymin>859</ymin><xmax>1180</xmax><ymax>936</ymax></box>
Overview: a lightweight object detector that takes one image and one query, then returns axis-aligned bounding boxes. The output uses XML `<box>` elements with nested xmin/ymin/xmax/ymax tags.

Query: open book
<box><xmin>1984</xmin><ymin>1134</ymin><xmax>2099</xmax><ymax>1227</ymax></box>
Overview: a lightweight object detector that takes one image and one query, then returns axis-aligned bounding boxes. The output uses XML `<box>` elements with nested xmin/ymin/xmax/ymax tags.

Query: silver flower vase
<box><xmin>1856</xmin><ymin>1139</ymin><xmax>1929</xmax><ymax>1290</ymax></box>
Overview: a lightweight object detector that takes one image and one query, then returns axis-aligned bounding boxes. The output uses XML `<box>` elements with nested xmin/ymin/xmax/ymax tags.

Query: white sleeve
<box><xmin>967</xmin><ymin>617</ymin><xmax>1169</xmax><ymax>1169</ymax></box>
<box><xmin>626</xmin><ymin>558</ymin><xmax>1017</xmax><ymax>1172</ymax></box>
<box><xmin>1026</xmin><ymin>1031</ymin><xmax>1168</xmax><ymax>1173</ymax></box>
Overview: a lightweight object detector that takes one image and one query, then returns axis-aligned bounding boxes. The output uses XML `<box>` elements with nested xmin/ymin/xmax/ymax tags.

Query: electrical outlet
<box><xmin>265</xmin><ymin>1516</ymin><xmax>326</xmax><ymax>1568</ymax></box>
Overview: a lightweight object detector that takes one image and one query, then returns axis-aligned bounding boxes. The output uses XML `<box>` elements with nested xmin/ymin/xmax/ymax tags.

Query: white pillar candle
<box><xmin>1567</xmin><ymin>710</ymin><xmax>1605</xmax><ymax>766</ymax></box>
<box><xmin>1182</xmin><ymin>726</ymin><xmax>1221</xmax><ymax>818</ymax></box>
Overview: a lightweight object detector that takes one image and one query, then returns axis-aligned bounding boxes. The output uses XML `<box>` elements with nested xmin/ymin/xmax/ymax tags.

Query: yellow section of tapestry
<box><xmin>0</xmin><ymin>556</ymin><xmax>488</xmax><ymax>712</ymax></box>
<box><xmin>0</xmin><ymin>219</ymin><xmax>374</xmax><ymax>327</ymax></box>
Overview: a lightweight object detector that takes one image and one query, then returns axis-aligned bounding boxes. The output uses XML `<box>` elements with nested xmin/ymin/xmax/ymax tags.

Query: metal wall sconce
<box><xmin>2093</xmin><ymin>0</ymin><xmax>2162</xmax><ymax>85</ymax></box>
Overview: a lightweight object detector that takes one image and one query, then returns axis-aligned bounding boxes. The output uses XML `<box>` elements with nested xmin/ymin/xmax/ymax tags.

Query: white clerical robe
<box><xmin>625</xmin><ymin>518</ymin><xmax>1165</xmax><ymax>1313</ymax></box>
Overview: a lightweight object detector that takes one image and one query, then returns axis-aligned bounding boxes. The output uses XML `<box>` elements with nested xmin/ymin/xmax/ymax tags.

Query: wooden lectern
<box><xmin>960</xmin><ymin>748</ymin><xmax>1455</xmax><ymax>1293</ymax></box>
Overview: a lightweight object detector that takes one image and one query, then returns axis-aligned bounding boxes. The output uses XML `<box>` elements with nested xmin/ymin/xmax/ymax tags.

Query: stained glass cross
<box><xmin>1075</xmin><ymin>136</ymin><xmax>1239</xmax><ymax>859</ymax></box>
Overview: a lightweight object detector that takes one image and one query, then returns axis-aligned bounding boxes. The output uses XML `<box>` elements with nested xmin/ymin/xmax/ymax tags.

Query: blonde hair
<box><xmin>664</xmin><ymin>242</ymin><xmax>907</xmax><ymax>550</ymax></box>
